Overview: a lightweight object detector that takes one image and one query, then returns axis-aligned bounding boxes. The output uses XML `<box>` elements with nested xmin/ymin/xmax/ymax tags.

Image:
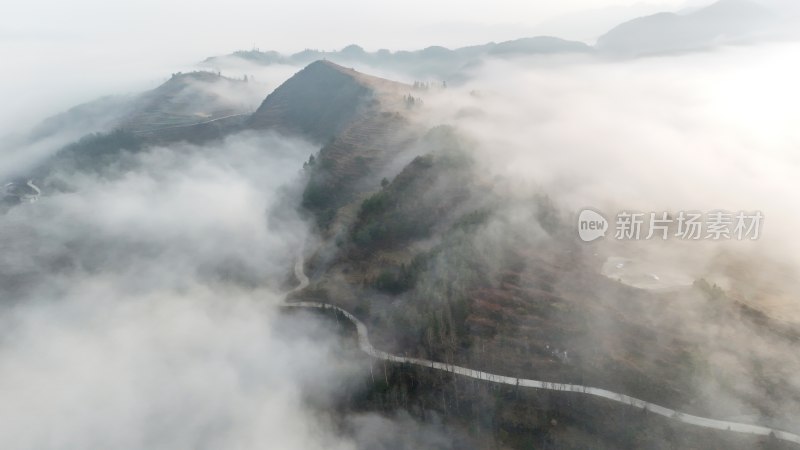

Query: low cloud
<box><xmin>0</xmin><ymin>128</ymin><xmax>370</xmax><ymax>449</ymax></box>
<box><xmin>425</xmin><ymin>42</ymin><xmax>800</xmax><ymax>289</ymax></box>
<box><xmin>414</xmin><ymin>41</ymin><xmax>800</xmax><ymax>428</ymax></box>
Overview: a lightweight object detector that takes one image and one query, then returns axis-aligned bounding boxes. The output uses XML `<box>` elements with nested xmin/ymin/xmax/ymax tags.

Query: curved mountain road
<box><xmin>282</xmin><ymin>256</ymin><xmax>800</xmax><ymax>446</ymax></box>
<box><xmin>26</xmin><ymin>180</ymin><xmax>41</xmax><ymax>196</ymax></box>
<box><xmin>131</xmin><ymin>113</ymin><xmax>250</xmax><ymax>134</ymax></box>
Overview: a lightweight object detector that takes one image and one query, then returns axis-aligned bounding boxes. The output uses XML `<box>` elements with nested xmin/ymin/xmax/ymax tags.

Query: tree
<box><xmin>303</xmin><ymin>154</ymin><xmax>316</xmax><ymax>170</ymax></box>
<box><xmin>381</xmin><ymin>177</ymin><xmax>390</xmax><ymax>188</ymax></box>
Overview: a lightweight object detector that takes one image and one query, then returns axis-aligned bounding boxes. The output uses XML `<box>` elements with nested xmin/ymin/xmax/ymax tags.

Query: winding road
<box><xmin>282</xmin><ymin>255</ymin><xmax>800</xmax><ymax>446</ymax></box>
<box><xmin>131</xmin><ymin>113</ymin><xmax>250</xmax><ymax>134</ymax></box>
<box><xmin>26</xmin><ymin>180</ymin><xmax>40</xmax><ymax>198</ymax></box>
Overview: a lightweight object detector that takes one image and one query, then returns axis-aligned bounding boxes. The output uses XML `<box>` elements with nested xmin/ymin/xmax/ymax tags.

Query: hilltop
<box><xmin>31</xmin><ymin>71</ymin><xmax>261</xmax><ymax>141</ymax></box>
<box><xmin>249</xmin><ymin>60</ymin><xmax>410</xmax><ymax>143</ymax></box>
<box><xmin>121</xmin><ymin>71</ymin><xmax>258</xmax><ymax>133</ymax></box>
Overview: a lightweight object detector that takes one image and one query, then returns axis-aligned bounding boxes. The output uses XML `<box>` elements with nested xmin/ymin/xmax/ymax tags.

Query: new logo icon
<box><xmin>577</xmin><ymin>209</ymin><xmax>608</xmax><ymax>242</ymax></box>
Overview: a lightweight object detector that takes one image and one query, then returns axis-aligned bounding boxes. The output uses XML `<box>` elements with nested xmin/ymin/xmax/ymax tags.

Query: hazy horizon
<box><xmin>1</xmin><ymin>0</ymin><xmax>713</xmax><ymax>133</ymax></box>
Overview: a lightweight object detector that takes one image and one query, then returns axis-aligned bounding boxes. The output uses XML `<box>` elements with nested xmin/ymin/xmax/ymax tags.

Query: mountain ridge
<box><xmin>597</xmin><ymin>0</ymin><xmax>775</xmax><ymax>55</ymax></box>
<box><xmin>203</xmin><ymin>37</ymin><xmax>593</xmax><ymax>80</ymax></box>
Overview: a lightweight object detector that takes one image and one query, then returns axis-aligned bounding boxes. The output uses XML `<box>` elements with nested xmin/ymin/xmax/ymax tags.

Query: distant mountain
<box><xmin>596</xmin><ymin>0</ymin><xmax>775</xmax><ymax>55</ymax></box>
<box><xmin>203</xmin><ymin>37</ymin><xmax>593</xmax><ymax>80</ymax></box>
<box><xmin>202</xmin><ymin>1</ymin><xmax>800</xmax><ymax>77</ymax></box>
<box><xmin>31</xmin><ymin>71</ymin><xmax>261</xmax><ymax>141</ymax></box>
<box><xmin>531</xmin><ymin>2</ymin><xmax>680</xmax><ymax>42</ymax></box>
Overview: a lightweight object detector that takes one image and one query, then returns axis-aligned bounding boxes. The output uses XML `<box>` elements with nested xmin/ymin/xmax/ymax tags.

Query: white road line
<box><xmin>131</xmin><ymin>113</ymin><xmax>250</xmax><ymax>134</ymax></box>
<box><xmin>26</xmin><ymin>180</ymin><xmax>41</xmax><ymax>196</ymax></box>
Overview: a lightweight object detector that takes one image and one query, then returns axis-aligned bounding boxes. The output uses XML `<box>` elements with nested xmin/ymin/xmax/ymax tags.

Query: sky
<box><xmin>0</xmin><ymin>0</ymin><xmax>711</xmax><ymax>132</ymax></box>
<box><xmin>2</xmin><ymin>1</ymin><xmax>699</xmax><ymax>53</ymax></box>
